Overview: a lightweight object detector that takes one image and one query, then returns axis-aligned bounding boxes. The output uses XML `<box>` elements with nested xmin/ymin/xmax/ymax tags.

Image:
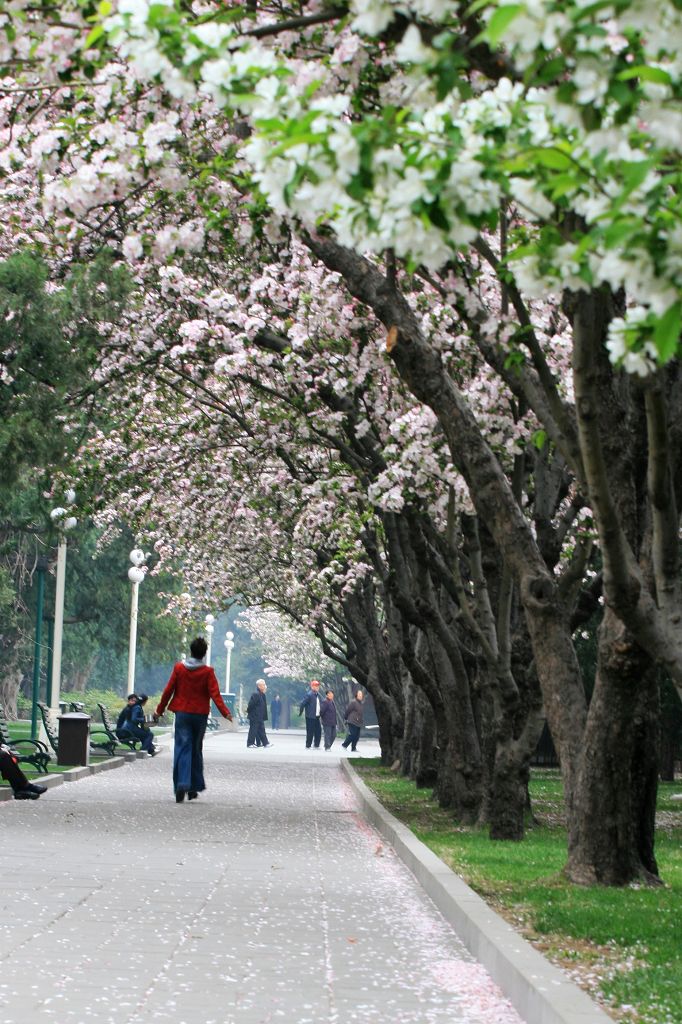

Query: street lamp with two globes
<box><xmin>127</xmin><ymin>548</ymin><xmax>146</xmax><ymax>693</ymax></box>
<box><xmin>48</xmin><ymin>490</ymin><xmax>78</xmax><ymax>718</ymax></box>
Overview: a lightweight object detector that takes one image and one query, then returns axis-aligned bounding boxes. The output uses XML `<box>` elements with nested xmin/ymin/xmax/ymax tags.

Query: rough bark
<box><xmin>0</xmin><ymin>661</ymin><xmax>22</xmax><ymax>718</ymax></box>
<box><xmin>572</xmin><ymin>292</ymin><xmax>682</xmax><ymax>700</ymax></box>
<box><xmin>341</xmin><ymin>587</ymin><xmax>404</xmax><ymax>766</ymax></box>
<box><xmin>569</xmin><ymin>609</ymin><xmax>661</xmax><ymax>884</ymax></box>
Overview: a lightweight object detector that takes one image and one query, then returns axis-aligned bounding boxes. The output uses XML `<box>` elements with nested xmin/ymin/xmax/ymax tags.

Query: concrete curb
<box><xmin>33</xmin><ymin>773</ymin><xmax>64</xmax><ymax>790</ymax></box>
<box><xmin>61</xmin><ymin>765</ymin><xmax>93</xmax><ymax>781</ymax></box>
<box><xmin>341</xmin><ymin>759</ymin><xmax>612</xmax><ymax>1024</ymax></box>
<box><xmin>91</xmin><ymin>756</ymin><xmax>126</xmax><ymax>773</ymax></box>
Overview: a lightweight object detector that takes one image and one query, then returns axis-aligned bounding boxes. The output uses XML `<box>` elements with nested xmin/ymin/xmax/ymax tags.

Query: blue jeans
<box><xmin>121</xmin><ymin>722</ymin><xmax>155</xmax><ymax>753</ymax></box>
<box><xmin>173</xmin><ymin>712</ymin><xmax>207</xmax><ymax>793</ymax></box>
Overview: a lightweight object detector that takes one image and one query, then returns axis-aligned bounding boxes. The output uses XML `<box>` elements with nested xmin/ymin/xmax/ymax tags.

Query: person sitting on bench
<box><xmin>0</xmin><ymin>745</ymin><xmax>48</xmax><ymax>800</ymax></box>
<box><xmin>116</xmin><ymin>694</ymin><xmax>157</xmax><ymax>755</ymax></box>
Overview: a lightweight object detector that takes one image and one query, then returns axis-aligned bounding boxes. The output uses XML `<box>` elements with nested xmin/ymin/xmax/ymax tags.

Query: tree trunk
<box><xmin>401</xmin><ymin>641</ymin><xmax>438</xmax><ymax>784</ymax></box>
<box><xmin>568</xmin><ymin>609</ymin><xmax>660</xmax><ymax>884</ymax></box>
<box><xmin>0</xmin><ymin>653</ymin><xmax>23</xmax><ymax>719</ymax></box>
<box><xmin>488</xmin><ymin>746</ymin><xmax>528</xmax><ymax>840</ymax></box>
<box><xmin>66</xmin><ymin>664</ymin><xmax>92</xmax><ymax>693</ymax></box>
<box><xmin>0</xmin><ymin>671</ymin><xmax>22</xmax><ymax>719</ymax></box>
<box><xmin>429</xmin><ymin>636</ymin><xmax>483</xmax><ymax>820</ymax></box>
<box><xmin>487</xmin><ymin>641</ymin><xmax>545</xmax><ymax>839</ymax></box>
<box><xmin>413</xmin><ymin>688</ymin><xmax>438</xmax><ymax>788</ymax></box>
<box><xmin>341</xmin><ymin>585</ymin><xmax>405</xmax><ymax>766</ymax></box>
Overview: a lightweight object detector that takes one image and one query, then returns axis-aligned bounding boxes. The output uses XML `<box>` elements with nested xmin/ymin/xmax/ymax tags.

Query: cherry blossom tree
<box><xmin>2</xmin><ymin>0</ymin><xmax>681</xmax><ymax>882</ymax></box>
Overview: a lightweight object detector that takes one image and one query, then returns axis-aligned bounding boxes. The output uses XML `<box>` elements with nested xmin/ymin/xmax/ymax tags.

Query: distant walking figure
<box><xmin>320</xmin><ymin>690</ymin><xmax>338</xmax><ymax>750</ymax></box>
<box><xmin>341</xmin><ymin>690</ymin><xmax>364</xmax><ymax>752</ymax></box>
<box><xmin>0</xmin><ymin>746</ymin><xmax>47</xmax><ymax>800</ymax></box>
<box><xmin>154</xmin><ymin>637</ymin><xmax>232</xmax><ymax>802</ymax></box>
<box><xmin>299</xmin><ymin>679</ymin><xmax>323</xmax><ymax>749</ymax></box>
<box><xmin>271</xmin><ymin>693</ymin><xmax>281</xmax><ymax>731</ymax></box>
<box><xmin>247</xmin><ymin>679</ymin><xmax>272</xmax><ymax>748</ymax></box>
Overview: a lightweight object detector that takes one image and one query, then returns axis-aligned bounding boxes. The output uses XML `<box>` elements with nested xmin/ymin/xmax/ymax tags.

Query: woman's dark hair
<box><xmin>190</xmin><ymin>637</ymin><xmax>208</xmax><ymax>659</ymax></box>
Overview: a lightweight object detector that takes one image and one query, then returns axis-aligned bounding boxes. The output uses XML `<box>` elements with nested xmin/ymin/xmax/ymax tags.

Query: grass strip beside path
<box><xmin>353</xmin><ymin>762</ymin><xmax>681</xmax><ymax>1024</ymax></box>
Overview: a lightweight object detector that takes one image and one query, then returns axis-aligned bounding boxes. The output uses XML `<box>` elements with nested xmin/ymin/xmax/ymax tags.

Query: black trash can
<box><xmin>58</xmin><ymin>712</ymin><xmax>91</xmax><ymax>766</ymax></box>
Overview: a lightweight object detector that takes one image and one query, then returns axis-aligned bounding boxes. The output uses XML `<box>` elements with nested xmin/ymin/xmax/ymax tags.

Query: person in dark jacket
<box><xmin>341</xmin><ymin>690</ymin><xmax>364</xmax><ymax>752</ymax></box>
<box><xmin>247</xmin><ymin>679</ymin><xmax>272</xmax><ymax>749</ymax></box>
<box><xmin>298</xmin><ymin>678</ymin><xmax>323</xmax><ymax>749</ymax></box>
<box><xmin>154</xmin><ymin>637</ymin><xmax>233</xmax><ymax>802</ymax></box>
<box><xmin>116</xmin><ymin>694</ymin><xmax>138</xmax><ymax>740</ymax></box>
<box><xmin>117</xmin><ymin>693</ymin><xmax>156</xmax><ymax>755</ymax></box>
<box><xmin>0</xmin><ymin>745</ymin><xmax>47</xmax><ymax>800</ymax></box>
<box><xmin>320</xmin><ymin>690</ymin><xmax>338</xmax><ymax>750</ymax></box>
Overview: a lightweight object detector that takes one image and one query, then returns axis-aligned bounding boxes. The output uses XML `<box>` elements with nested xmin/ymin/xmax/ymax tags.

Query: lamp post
<box><xmin>31</xmin><ymin>556</ymin><xmax>48</xmax><ymax>740</ymax></box>
<box><xmin>48</xmin><ymin>493</ymin><xmax>77</xmax><ymax>719</ymax></box>
<box><xmin>224</xmin><ymin>630</ymin><xmax>234</xmax><ymax>704</ymax></box>
<box><xmin>127</xmin><ymin>549</ymin><xmax>146</xmax><ymax>694</ymax></box>
<box><xmin>205</xmin><ymin>614</ymin><xmax>215</xmax><ymax>666</ymax></box>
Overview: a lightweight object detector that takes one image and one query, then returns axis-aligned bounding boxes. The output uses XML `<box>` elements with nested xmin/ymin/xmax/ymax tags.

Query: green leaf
<box><xmin>504</xmin><ymin>349</ymin><xmax>525</xmax><ymax>370</ymax></box>
<box><xmin>466</xmin><ymin>0</ymin><xmax>491</xmax><ymax>14</ymax></box>
<box><xmin>549</xmin><ymin>173</ymin><xmax>581</xmax><ymax>199</ymax></box>
<box><xmin>617</xmin><ymin>65</ymin><xmax>672</xmax><ymax>85</ymax></box>
<box><xmin>85</xmin><ymin>24</ymin><xmax>105</xmax><ymax>47</ymax></box>
<box><xmin>653</xmin><ymin>302</ymin><xmax>682</xmax><ymax>362</ymax></box>
<box><xmin>621</xmin><ymin>158</ymin><xmax>655</xmax><ymax>193</ymax></box>
<box><xmin>602</xmin><ymin>219</ymin><xmax>639</xmax><ymax>248</ymax></box>
<box><xmin>531</xmin><ymin>147</ymin><xmax>573</xmax><ymax>170</ymax></box>
<box><xmin>483</xmin><ymin>5</ymin><xmax>523</xmax><ymax>45</ymax></box>
<box><xmin>532</xmin><ymin>429</ymin><xmax>547</xmax><ymax>451</ymax></box>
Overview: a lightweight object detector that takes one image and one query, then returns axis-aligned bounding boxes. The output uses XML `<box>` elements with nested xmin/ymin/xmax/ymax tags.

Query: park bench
<box><xmin>96</xmin><ymin>702</ymin><xmax>141</xmax><ymax>753</ymax></box>
<box><xmin>37</xmin><ymin>701</ymin><xmax>117</xmax><ymax>759</ymax></box>
<box><xmin>0</xmin><ymin>703</ymin><xmax>51</xmax><ymax>774</ymax></box>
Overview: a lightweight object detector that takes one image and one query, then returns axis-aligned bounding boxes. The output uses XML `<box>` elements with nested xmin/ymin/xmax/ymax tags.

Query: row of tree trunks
<box><xmin>304</xmin><ymin>235</ymin><xmax>663</xmax><ymax>885</ymax></box>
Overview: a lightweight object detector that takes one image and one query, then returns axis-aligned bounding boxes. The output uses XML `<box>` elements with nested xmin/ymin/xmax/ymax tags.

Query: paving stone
<box><xmin>2</xmin><ymin>730</ymin><xmax>525</xmax><ymax>1024</ymax></box>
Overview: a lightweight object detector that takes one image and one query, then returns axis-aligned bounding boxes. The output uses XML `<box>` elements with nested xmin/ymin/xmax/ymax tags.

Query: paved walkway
<box><xmin>1</xmin><ymin>730</ymin><xmax>524</xmax><ymax>1024</ymax></box>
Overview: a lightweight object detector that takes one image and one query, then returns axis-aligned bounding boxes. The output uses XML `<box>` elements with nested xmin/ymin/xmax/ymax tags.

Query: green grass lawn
<box><xmin>354</xmin><ymin>762</ymin><xmax>682</xmax><ymax>1024</ymax></box>
<box><xmin>6</xmin><ymin>720</ymin><xmax>32</xmax><ymax>739</ymax></box>
<box><xmin>1</xmin><ymin>719</ymin><xmax>168</xmax><ymax>786</ymax></box>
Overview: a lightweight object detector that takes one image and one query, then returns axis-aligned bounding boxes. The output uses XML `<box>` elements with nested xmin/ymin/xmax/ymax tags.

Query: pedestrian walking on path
<box><xmin>0</xmin><ymin>745</ymin><xmax>47</xmax><ymax>800</ymax></box>
<box><xmin>341</xmin><ymin>689</ymin><xmax>365</xmax><ymax>752</ymax></box>
<box><xmin>246</xmin><ymin>679</ymin><xmax>272</xmax><ymax>748</ymax></box>
<box><xmin>154</xmin><ymin>636</ymin><xmax>232</xmax><ymax>802</ymax></box>
<box><xmin>320</xmin><ymin>688</ymin><xmax>338</xmax><ymax>750</ymax></box>
<box><xmin>298</xmin><ymin>678</ymin><xmax>323</xmax><ymax>748</ymax></box>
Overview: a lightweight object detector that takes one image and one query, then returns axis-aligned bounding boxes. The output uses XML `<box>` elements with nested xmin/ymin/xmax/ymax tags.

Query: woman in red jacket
<box><xmin>155</xmin><ymin>636</ymin><xmax>232</xmax><ymax>802</ymax></box>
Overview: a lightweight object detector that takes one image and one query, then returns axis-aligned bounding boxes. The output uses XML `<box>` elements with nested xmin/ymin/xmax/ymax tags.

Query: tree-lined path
<box><xmin>2</xmin><ymin>735</ymin><xmax>523</xmax><ymax>1024</ymax></box>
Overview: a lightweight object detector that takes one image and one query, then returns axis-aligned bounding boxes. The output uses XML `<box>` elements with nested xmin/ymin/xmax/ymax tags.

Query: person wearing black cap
<box><xmin>118</xmin><ymin>693</ymin><xmax>157</xmax><ymax>755</ymax></box>
<box><xmin>0</xmin><ymin>745</ymin><xmax>48</xmax><ymax>800</ymax></box>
